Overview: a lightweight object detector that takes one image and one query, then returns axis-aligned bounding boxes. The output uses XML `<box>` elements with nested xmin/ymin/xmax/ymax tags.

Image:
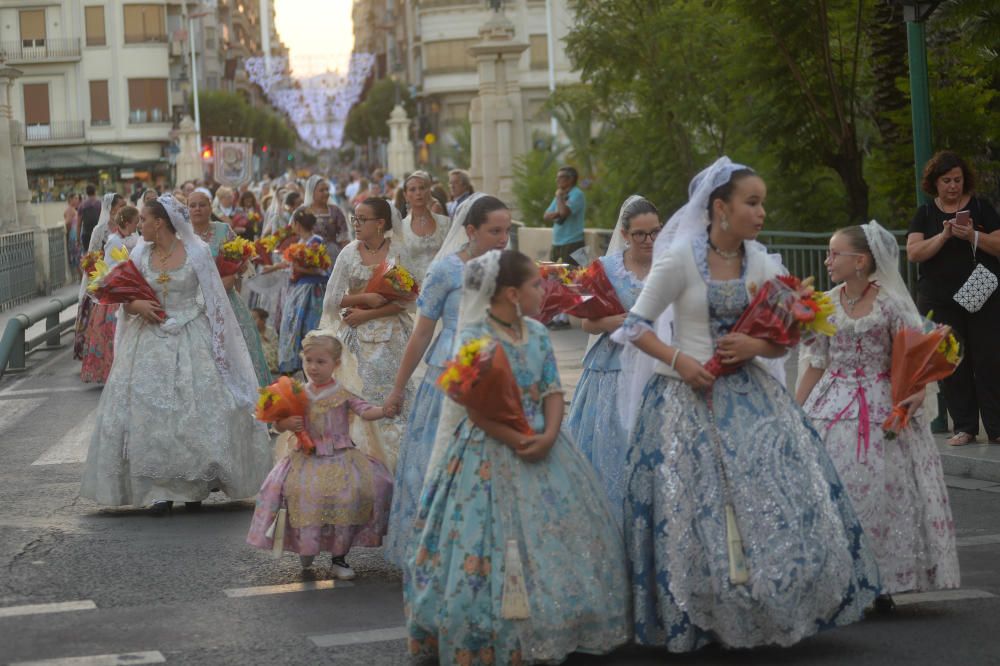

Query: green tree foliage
<box><xmin>197</xmin><ymin>91</ymin><xmax>296</xmax><ymax>150</ymax></box>
<box><xmin>345</xmin><ymin>78</ymin><xmax>415</xmax><ymax>146</ymax></box>
<box><xmin>513</xmin><ymin>137</ymin><xmax>565</xmax><ymax>226</ymax></box>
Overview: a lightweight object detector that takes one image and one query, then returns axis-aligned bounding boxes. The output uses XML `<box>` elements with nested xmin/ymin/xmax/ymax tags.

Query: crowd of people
<box><xmin>71</xmin><ymin>150</ymin><xmax>999</xmax><ymax>664</ymax></box>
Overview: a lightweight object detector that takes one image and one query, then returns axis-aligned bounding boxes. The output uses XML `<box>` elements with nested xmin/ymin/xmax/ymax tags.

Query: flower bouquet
<box><xmin>362</xmin><ymin>261</ymin><xmax>420</xmax><ymax>307</ymax></box>
<box><xmin>564</xmin><ymin>260</ymin><xmax>626</xmax><ymax>320</ymax></box>
<box><xmin>438</xmin><ymin>336</ymin><xmax>534</xmax><ymax>436</ymax></box>
<box><xmin>86</xmin><ymin>256</ymin><xmax>161</xmax><ymax>308</ymax></box>
<box><xmin>282</xmin><ymin>241</ymin><xmax>331</xmax><ymax>281</ymax></box>
<box><xmin>703</xmin><ymin>275</ymin><xmax>836</xmax><ymax>378</ymax></box>
<box><xmin>536</xmin><ymin>262</ymin><xmax>583</xmax><ymax>325</ymax></box>
<box><xmin>882</xmin><ymin>316</ymin><xmax>962</xmax><ymax>439</ymax></box>
<box><xmin>80</xmin><ymin>250</ymin><xmax>103</xmax><ymax>276</ymax></box>
<box><xmin>255</xmin><ymin>376</ymin><xmax>316</xmax><ymax>454</ymax></box>
<box><xmin>216</xmin><ymin>236</ymin><xmax>257</xmax><ymax>277</ymax></box>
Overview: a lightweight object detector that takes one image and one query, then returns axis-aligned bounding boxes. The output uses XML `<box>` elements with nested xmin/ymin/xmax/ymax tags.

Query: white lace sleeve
<box><xmin>320</xmin><ymin>240</ymin><xmax>358</xmax><ymax>327</ymax></box>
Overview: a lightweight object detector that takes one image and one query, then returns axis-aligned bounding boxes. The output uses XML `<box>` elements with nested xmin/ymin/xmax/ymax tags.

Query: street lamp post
<box><xmin>899</xmin><ymin>1</ymin><xmax>941</xmax><ymax>203</ymax></box>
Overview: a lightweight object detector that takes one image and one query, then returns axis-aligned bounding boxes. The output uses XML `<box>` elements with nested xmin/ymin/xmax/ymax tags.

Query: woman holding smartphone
<box><xmin>907</xmin><ymin>150</ymin><xmax>1000</xmax><ymax>446</ymax></box>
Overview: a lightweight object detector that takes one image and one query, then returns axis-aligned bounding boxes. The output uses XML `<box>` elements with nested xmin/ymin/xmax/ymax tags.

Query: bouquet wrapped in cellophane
<box><xmin>703</xmin><ymin>275</ymin><xmax>836</xmax><ymax>378</ymax></box>
<box><xmin>437</xmin><ymin>336</ymin><xmax>534</xmax><ymax>436</ymax></box>
<box><xmin>86</xmin><ymin>246</ymin><xmax>161</xmax><ymax>308</ymax></box>
<box><xmin>282</xmin><ymin>240</ymin><xmax>331</xmax><ymax>281</ymax></box>
<box><xmin>216</xmin><ymin>236</ymin><xmax>257</xmax><ymax>277</ymax></box>
<box><xmin>254</xmin><ymin>227</ymin><xmax>298</xmax><ymax>265</ymax></box>
<box><xmin>536</xmin><ymin>262</ymin><xmax>583</xmax><ymax>325</ymax></box>
<box><xmin>80</xmin><ymin>250</ymin><xmax>103</xmax><ymax>276</ymax></box>
<box><xmin>564</xmin><ymin>260</ymin><xmax>626</xmax><ymax>320</ymax></box>
<box><xmin>882</xmin><ymin>315</ymin><xmax>962</xmax><ymax>439</ymax></box>
<box><xmin>255</xmin><ymin>376</ymin><xmax>317</xmax><ymax>454</ymax></box>
<box><xmin>362</xmin><ymin>261</ymin><xmax>420</xmax><ymax>307</ymax></box>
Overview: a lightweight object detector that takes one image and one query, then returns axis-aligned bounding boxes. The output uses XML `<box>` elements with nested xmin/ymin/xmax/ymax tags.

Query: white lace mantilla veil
<box><xmin>302</xmin><ymin>174</ymin><xmax>322</xmax><ymax>209</ymax></box>
<box><xmin>261</xmin><ymin>187</ymin><xmax>284</xmax><ymax>236</ymax></box>
<box><xmin>428</xmin><ymin>192</ymin><xmax>489</xmax><ymax>268</ymax></box>
<box><xmin>612</xmin><ymin>157</ymin><xmax>786</xmax><ymax>430</ymax></box>
<box><xmin>79</xmin><ymin>192</ymin><xmax>120</xmax><ymax>302</ymax></box>
<box><xmin>425</xmin><ymin>249</ymin><xmax>502</xmax><ymax>475</ymax></box>
<box><xmin>127</xmin><ymin>194</ymin><xmax>260</xmax><ymax>409</ymax></box>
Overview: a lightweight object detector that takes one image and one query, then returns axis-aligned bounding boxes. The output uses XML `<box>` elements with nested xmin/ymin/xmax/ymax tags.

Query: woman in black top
<box><xmin>907</xmin><ymin>150</ymin><xmax>1000</xmax><ymax>446</ymax></box>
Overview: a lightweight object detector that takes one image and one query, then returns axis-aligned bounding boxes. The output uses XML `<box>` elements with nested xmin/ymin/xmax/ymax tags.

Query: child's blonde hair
<box><xmin>300</xmin><ymin>330</ymin><xmax>343</xmax><ymax>362</ymax></box>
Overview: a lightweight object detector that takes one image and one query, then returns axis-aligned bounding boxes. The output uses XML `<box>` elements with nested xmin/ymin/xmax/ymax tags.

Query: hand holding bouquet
<box><xmin>536</xmin><ymin>262</ymin><xmax>583</xmax><ymax>325</ymax></box>
<box><xmin>564</xmin><ymin>260</ymin><xmax>626</xmax><ymax>320</ymax></box>
<box><xmin>362</xmin><ymin>261</ymin><xmax>420</xmax><ymax>307</ymax></box>
<box><xmin>86</xmin><ymin>256</ymin><xmax>162</xmax><ymax>309</ymax></box>
<box><xmin>282</xmin><ymin>241</ymin><xmax>331</xmax><ymax>280</ymax></box>
<box><xmin>438</xmin><ymin>336</ymin><xmax>534</xmax><ymax>436</ymax></box>
<box><xmin>255</xmin><ymin>376</ymin><xmax>317</xmax><ymax>454</ymax></box>
<box><xmin>882</xmin><ymin>316</ymin><xmax>962</xmax><ymax>439</ymax></box>
<box><xmin>216</xmin><ymin>237</ymin><xmax>257</xmax><ymax>277</ymax></box>
<box><xmin>704</xmin><ymin>275</ymin><xmax>835</xmax><ymax>378</ymax></box>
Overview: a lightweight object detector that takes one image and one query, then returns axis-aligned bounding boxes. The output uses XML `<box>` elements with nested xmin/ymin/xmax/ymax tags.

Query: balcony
<box><xmin>21</xmin><ymin>121</ymin><xmax>86</xmax><ymax>144</ymax></box>
<box><xmin>0</xmin><ymin>38</ymin><xmax>81</xmax><ymax>64</ymax></box>
<box><xmin>128</xmin><ymin>108</ymin><xmax>169</xmax><ymax>124</ymax></box>
<box><xmin>124</xmin><ymin>32</ymin><xmax>168</xmax><ymax>45</ymax></box>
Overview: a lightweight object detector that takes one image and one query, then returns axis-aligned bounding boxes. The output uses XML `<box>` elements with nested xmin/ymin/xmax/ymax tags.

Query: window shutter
<box><xmin>89</xmin><ymin>80</ymin><xmax>110</xmax><ymax>124</ymax></box>
<box><xmin>19</xmin><ymin>10</ymin><xmax>46</xmax><ymax>43</ymax></box>
<box><xmin>85</xmin><ymin>7</ymin><xmax>106</xmax><ymax>46</ymax></box>
<box><xmin>23</xmin><ymin>83</ymin><xmax>50</xmax><ymax>125</ymax></box>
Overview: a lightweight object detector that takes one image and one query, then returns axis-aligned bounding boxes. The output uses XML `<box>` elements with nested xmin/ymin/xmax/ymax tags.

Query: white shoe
<box><xmin>299</xmin><ymin>555</ymin><xmax>315</xmax><ymax>569</ymax></box>
<box><xmin>330</xmin><ymin>557</ymin><xmax>355</xmax><ymax>580</ymax></box>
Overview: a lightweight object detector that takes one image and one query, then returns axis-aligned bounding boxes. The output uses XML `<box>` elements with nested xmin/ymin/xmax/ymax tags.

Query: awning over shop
<box><xmin>26</xmin><ymin>146</ymin><xmax>166</xmax><ymax>171</ymax></box>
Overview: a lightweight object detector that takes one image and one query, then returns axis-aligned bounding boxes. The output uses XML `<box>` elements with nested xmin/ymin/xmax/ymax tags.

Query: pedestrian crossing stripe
<box><xmin>309</xmin><ymin>626</ymin><xmax>408</xmax><ymax>648</ymax></box>
<box><xmin>894</xmin><ymin>589</ymin><xmax>995</xmax><ymax>606</ymax></box>
<box><xmin>222</xmin><ymin>580</ymin><xmax>352</xmax><ymax>598</ymax></box>
<box><xmin>0</xmin><ymin>600</ymin><xmax>96</xmax><ymax>619</ymax></box>
<box><xmin>10</xmin><ymin>651</ymin><xmax>165</xmax><ymax>666</ymax></box>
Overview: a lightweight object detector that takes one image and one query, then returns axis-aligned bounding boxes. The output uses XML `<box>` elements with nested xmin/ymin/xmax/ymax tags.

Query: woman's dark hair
<box><xmin>393</xmin><ymin>186</ymin><xmax>407</xmax><ymax>219</ymax></box>
<box><xmin>430</xmin><ymin>184</ymin><xmax>449</xmax><ymax>212</ymax></box>
<box><xmin>621</xmin><ymin>197</ymin><xmax>659</xmax><ymax>230</ymax></box>
<box><xmin>465</xmin><ymin>195</ymin><xmax>509</xmax><ymax>229</ymax></box>
<box><xmin>922</xmin><ymin>150</ymin><xmax>976</xmax><ymax>198</ymax></box>
<box><xmin>239</xmin><ymin>191</ymin><xmax>258</xmax><ymax>208</ymax></box>
<box><xmin>143</xmin><ymin>201</ymin><xmax>175</xmax><ymax>232</ymax></box>
<box><xmin>706</xmin><ymin>168</ymin><xmax>757</xmax><ymax>217</ymax></box>
<box><xmin>111</xmin><ymin>193</ymin><xmax>124</xmax><ymax>208</ymax></box>
<box><xmin>292</xmin><ymin>209</ymin><xmax>317</xmax><ymax>232</ymax></box>
<box><xmin>284</xmin><ymin>191</ymin><xmax>301</xmax><ymax>207</ymax></box>
<box><xmin>361</xmin><ymin>197</ymin><xmax>394</xmax><ymax>231</ymax></box>
<box><xmin>495</xmin><ymin>250</ymin><xmax>535</xmax><ymax>291</ymax></box>
<box><xmin>833</xmin><ymin>225</ymin><xmax>876</xmax><ymax>276</ymax></box>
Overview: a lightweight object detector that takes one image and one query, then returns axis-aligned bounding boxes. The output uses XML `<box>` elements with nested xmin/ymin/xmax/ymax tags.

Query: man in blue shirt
<box><xmin>543</xmin><ymin>166</ymin><xmax>586</xmax><ymax>265</ymax></box>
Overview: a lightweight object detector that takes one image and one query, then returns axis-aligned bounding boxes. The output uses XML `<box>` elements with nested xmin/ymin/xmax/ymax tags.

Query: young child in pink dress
<box><xmin>247</xmin><ymin>330</ymin><xmax>394</xmax><ymax>579</ymax></box>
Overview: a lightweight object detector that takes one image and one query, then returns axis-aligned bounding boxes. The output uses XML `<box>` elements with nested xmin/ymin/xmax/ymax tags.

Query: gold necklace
<box><xmin>362</xmin><ymin>238</ymin><xmax>387</xmax><ymax>255</ymax></box>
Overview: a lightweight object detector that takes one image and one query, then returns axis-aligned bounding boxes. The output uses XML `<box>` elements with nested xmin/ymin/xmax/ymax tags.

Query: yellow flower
<box><xmin>804</xmin><ymin>291</ymin><xmax>837</xmax><ymax>337</ymax></box>
<box><xmin>220</xmin><ymin>236</ymin><xmax>257</xmax><ymax>261</ymax></box>
<box><xmin>439</xmin><ymin>366</ymin><xmax>462</xmax><ymax>389</ymax></box>
<box><xmin>938</xmin><ymin>332</ymin><xmax>961</xmax><ymax>366</ymax></box>
<box><xmin>109</xmin><ymin>246</ymin><xmax>130</xmax><ymax>263</ymax></box>
<box><xmin>86</xmin><ymin>260</ymin><xmax>111</xmax><ymax>292</ymax></box>
<box><xmin>458</xmin><ymin>336</ymin><xmax>489</xmax><ymax>366</ymax></box>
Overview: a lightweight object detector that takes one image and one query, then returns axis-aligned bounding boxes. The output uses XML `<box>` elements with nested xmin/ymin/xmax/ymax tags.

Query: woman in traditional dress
<box><xmin>301</xmin><ymin>175</ymin><xmax>350</xmax><ymax>263</ymax></box>
<box><xmin>381</xmin><ymin>194</ymin><xmax>512</xmax><ymax>567</ymax></box>
<box><xmin>616</xmin><ymin>157</ymin><xmax>879</xmax><ymax>651</ymax></box>
<box><xmin>397</xmin><ymin>171</ymin><xmax>452</xmax><ymax>280</ymax></box>
<box><xmin>188</xmin><ymin>188</ymin><xmax>271</xmax><ymax>386</ymax></box>
<box><xmin>797</xmin><ymin>220</ymin><xmax>960</xmax><ymax>609</ymax></box>
<box><xmin>405</xmin><ymin>250</ymin><xmax>629</xmax><ymax>666</ymax></box>
<box><xmin>80</xmin><ymin>195</ymin><xmax>272</xmax><ymax>515</ymax></box>
<box><xmin>566</xmin><ymin>195</ymin><xmax>659</xmax><ymax>525</ymax></box>
<box><xmin>277</xmin><ymin>210</ymin><xmax>329</xmax><ymax>374</ymax></box>
<box><xmin>75</xmin><ymin>192</ymin><xmax>122</xmax><ymax>360</ymax></box>
<box><xmin>320</xmin><ymin>198</ymin><xmax>412</xmax><ymax>473</ymax></box>
<box><xmin>79</xmin><ymin>193</ymin><xmax>126</xmax><ymax>383</ymax></box>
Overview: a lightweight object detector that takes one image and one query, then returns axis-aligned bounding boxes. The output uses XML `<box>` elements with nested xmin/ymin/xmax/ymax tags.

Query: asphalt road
<box><xmin>2</xmin><ymin>341</ymin><xmax>1000</xmax><ymax>665</ymax></box>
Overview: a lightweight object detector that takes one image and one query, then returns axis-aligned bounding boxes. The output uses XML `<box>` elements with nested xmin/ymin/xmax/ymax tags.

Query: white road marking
<box><xmin>943</xmin><ymin>475</ymin><xmax>1000</xmax><ymax>491</ymax></box>
<box><xmin>222</xmin><ymin>580</ymin><xmax>352</xmax><ymax>598</ymax></box>
<box><xmin>0</xmin><ymin>398</ymin><xmax>46</xmax><ymax>431</ymax></box>
<box><xmin>894</xmin><ymin>589</ymin><xmax>995</xmax><ymax>606</ymax></box>
<box><xmin>0</xmin><ymin>600</ymin><xmax>96</xmax><ymax>619</ymax></box>
<box><xmin>32</xmin><ymin>411</ymin><xmax>97</xmax><ymax>466</ymax></box>
<box><xmin>309</xmin><ymin>626</ymin><xmax>408</xmax><ymax>648</ymax></box>
<box><xmin>1</xmin><ymin>347</ymin><xmax>74</xmax><ymax>393</ymax></box>
<box><xmin>0</xmin><ymin>386</ymin><xmax>99</xmax><ymax>398</ymax></box>
<box><xmin>957</xmin><ymin>533</ymin><xmax>1000</xmax><ymax>547</ymax></box>
<box><xmin>11</xmin><ymin>651</ymin><xmax>165</xmax><ymax>666</ymax></box>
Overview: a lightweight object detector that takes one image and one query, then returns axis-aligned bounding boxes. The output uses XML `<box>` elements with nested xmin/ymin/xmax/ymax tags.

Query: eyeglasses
<box><xmin>629</xmin><ymin>229</ymin><xmax>661</xmax><ymax>243</ymax></box>
<box><xmin>826</xmin><ymin>250</ymin><xmax>864</xmax><ymax>260</ymax></box>
<box><xmin>350</xmin><ymin>214</ymin><xmax>380</xmax><ymax>225</ymax></box>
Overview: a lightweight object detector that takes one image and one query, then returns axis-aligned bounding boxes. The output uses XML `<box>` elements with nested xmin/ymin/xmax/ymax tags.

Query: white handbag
<box><xmin>953</xmin><ymin>230</ymin><xmax>997</xmax><ymax>313</ymax></box>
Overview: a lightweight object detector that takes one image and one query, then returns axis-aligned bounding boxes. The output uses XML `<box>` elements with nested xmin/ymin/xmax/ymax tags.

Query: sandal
<box><xmin>947</xmin><ymin>432</ymin><xmax>976</xmax><ymax>447</ymax></box>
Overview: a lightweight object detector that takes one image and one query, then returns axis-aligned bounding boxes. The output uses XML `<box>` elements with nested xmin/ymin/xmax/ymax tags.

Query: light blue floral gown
<box><xmin>383</xmin><ymin>252</ymin><xmax>463</xmax><ymax>567</ymax></box>
<box><xmin>623</xmin><ymin>236</ymin><xmax>880</xmax><ymax>651</ymax></box>
<box><xmin>566</xmin><ymin>252</ymin><xmax>643</xmax><ymax>525</ymax></box>
<box><xmin>405</xmin><ymin>318</ymin><xmax>629</xmax><ymax>666</ymax></box>
<box><xmin>278</xmin><ymin>234</ymin><xmax>328</xmax><ymax>374</ymax></box>
<box><xmin>206</xmin><ymin>222</ymin><xmax>272</xmax><ymax>386</ymax></box>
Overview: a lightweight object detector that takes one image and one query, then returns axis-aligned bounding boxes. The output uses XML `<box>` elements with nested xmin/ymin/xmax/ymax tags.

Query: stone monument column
<box><xmin>468</xmin><ymin>10</ymin><xmax>528</xmax><ymax>211</ymax></box>
<box><xmin>0</xmin><ymin>63</ymin><xmax>22</xmax><ymax>233</ymax></box>
<box><xmin>387</xmin><ymin>104</ymin><xmax>415</xmax><ymax>178</ymax></box>
<box><xmin>175</xmin><ymin>115</ymin><xmax>202</xmax><ymax>185</ymax></box>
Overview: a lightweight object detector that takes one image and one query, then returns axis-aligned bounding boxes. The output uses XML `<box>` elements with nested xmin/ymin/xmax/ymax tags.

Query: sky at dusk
<box><xmin>273</xmin><ymin>0</ymin><xmax>354</xmax><ymax>76</ymax></box>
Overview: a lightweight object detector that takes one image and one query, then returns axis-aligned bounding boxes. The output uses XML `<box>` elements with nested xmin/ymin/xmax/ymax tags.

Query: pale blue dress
<box><xmin>383</xmin><ymin>252</ymin><xmax>463</xmax><ymax>567</ymax></box>
<box><xmin>405</xmin><ymin>318</ymin><xmax>629</xmax><ymax>666</ymax></box>
<box><xmin>622</xmin><ymin>235</ymin><xmax>880</xmax><ymax>651</ymax></box>
<box><xmin>565</xmin><ymin>252</ymin><xmax>643</xmax><ymax>525</ymax></box>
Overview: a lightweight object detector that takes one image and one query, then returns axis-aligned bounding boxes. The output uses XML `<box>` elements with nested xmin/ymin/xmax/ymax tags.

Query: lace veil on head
<box><xmin>606</xmin><ymin>194</ymin><xmax>652</xmax><ymax>257</ymax></box>
<box><xmin>79</xmin><ymin>192</ymin><xmax>121</xmax><ymax>301</ymax></box>
<box><xmin>428</xmin><ymin>192</ymin><xmax>489</xmax><ymax>269</ymax></box>
<box><xmin>862</xmin><ymin>219</ymin><xmax>922</xmax><ymax>328</ymax></box>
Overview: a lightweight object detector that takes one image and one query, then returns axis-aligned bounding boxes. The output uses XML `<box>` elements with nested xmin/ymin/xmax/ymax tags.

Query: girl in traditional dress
<box><xmin>615</xmin><ymin>157</ymin><xmax>879</xmax><ymax>651</ymax></box>
<box><xmin>80</xmin><ymin>195</ymin><xmax>272</xmax><ymax>515</ymax></box>
<box><xmin>566</xmin><ymin>195</ymin><xmax>658</xmax><ymax>525</ymax></box>
<box><xmin>247</xmin><ymin>331</ymin><xmax>393</xmax><ymax>579</ymax></box>
<box><xmin>320</xmin><ymin>198</ymin><xmax>413</xmax><ymax>473</ymax></box>
<box><xmin>797</xmin><ymin>221</ymin><xmax>960</xmax><ymax>609</ymax></box>
<box><xmin>397</xmin><ymin>171</ymin><xmax>452</xmax><ymax>280</ymax></box>
<box><xmin>75</xmin><ymin>192</ymin><xmax>123</xmax><ymax>360</ymax></box>
<box><xmin>189</xmin><ymin>188</ymin><xmax>272</xmax><ymax>386</ymax></box>
<box><xmin>406</xmin><ymin>249</ymin><xmax>629</xmax><ymax>666</ymax></box>
<box><xmin>301</xmin><ymin>175</ymin><xmax>350</xmax><ymax>263</ymax></box>
<box><xmin>79</xmin><ymin>193</ymin><xmax>126</xmax><ymax>383</ymax></box>
<box><xmin>278</xmin><ymin>210</ymin><xmax>328</xmax><ymax>374</ymax></box>
<box><xmin>381</xmin><ymin>194</ymin><xmax>512</xmax><ymax>567</ymax></box>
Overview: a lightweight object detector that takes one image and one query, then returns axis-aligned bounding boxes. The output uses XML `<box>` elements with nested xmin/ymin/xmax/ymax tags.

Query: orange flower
<box><xmin>415</xmin><ymin>546</ymin><xmax>429</xmax><ymax>566</ymax></box>
<box><xmin>478</xmin><ymin>460</ymin><xmax>492</xmax><ymax>481</ymax></box>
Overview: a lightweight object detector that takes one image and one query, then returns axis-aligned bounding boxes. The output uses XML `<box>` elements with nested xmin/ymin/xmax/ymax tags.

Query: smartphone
<box><xmin>955</xmin><ymin>210</ymin><xmax>971</xmax><ymax>226</ymax></box>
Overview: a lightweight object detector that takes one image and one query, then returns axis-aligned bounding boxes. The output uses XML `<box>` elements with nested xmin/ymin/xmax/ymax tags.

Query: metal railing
<box><xmin>46</xmin><ymin>227</ymin><xmax>67</xmax><ymax>291</ymax></box>
<box><xmin>0</xmin><ymin>232</ymin><xmax>36</xmax><ymax>312</ymax></box>
<box><xmin>0</xmin><ymin>293</ymin><xmax>77</xmax><ymax>378</ymax></box>
<box><xmin>123</xmin><ymin>33</ymin><xmax>168</xmax><ymax>44</ymax></box>
<box><xmin>23</xmin><ymin>121</ymin><xmax>86</xmax><ymax>143</ymax></box>
<box><xmin>0</xmin><ymin>38</ymin><xmax>81</xmax><ymax>62</ymax></box>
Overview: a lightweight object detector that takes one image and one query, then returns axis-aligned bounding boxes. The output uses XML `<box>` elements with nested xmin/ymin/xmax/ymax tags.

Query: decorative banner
<box><xmin>212</xmin><ymin>136</ymin><xmax>254</xmax><ymax>187</ymax></box>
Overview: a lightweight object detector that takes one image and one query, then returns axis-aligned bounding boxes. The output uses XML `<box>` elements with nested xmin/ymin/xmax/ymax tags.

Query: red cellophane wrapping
<box><xmin>565</xmin><ymin>260</ymin><xmax>625</xmax><ymax>320</ymax></box>
<box><xmin>703</xmin><ymin>276</ymin><xmax>806</xmax><ymax>378</ymax></box>
<box><xmin>437</xmin><ymin>338</ymin><xmax>535</xmax><ymax>436</ymax></box>
<box><xmin>215</xmin><ymin>257</ymin><xmax>244</xmax><ymax>278</ymax></box>
<box><xmin>361</xmin><ymin>261</ymin><xmax>421</xmax><ymax>308</ymax></box>
<box><xmin>536</xmin><ymin>264</ymin><xmax>582</xmax><ymax>325</ymax></box>
<box><xmin>882</xmin><ymin>324</ymin><xmax>961</xmax><ymax>438</ymax></box>
<box><xmin>252</xmin><ymin>240</ymin><xmax>274</xmax><ymax>266</ymax></box>
<box><xmin>88</xmin><ymin>260</ymin><xmax>162</xmax><ymax>308</ymax></box>
<box><xmin>255</xmin><ymin>376</ymin><xmax>317</xmax><ymax>454</ymax></box>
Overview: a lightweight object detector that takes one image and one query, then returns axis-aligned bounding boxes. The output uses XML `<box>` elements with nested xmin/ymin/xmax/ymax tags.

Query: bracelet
<box><xmin>670</xmin><ymin>348</ymin><xmax>682</xmax><ymax>370</ymax></box>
